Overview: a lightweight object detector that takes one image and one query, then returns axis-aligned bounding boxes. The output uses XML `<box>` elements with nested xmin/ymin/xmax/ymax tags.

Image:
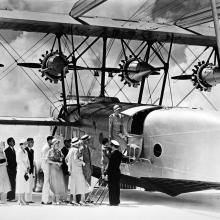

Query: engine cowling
<box><xmin>40</xmin><ymin>51</ymin><xmax>69</xmax><ymax>83</ymax></box>
<box><xmin>119</xmin><ymin>57</ymin><xmax>156</xmax><ymax>87</ymax></box>
<box><xmin>191</xmin><ymin>62</ymin><xmax>220</xmax><ymax>91</ymax></box>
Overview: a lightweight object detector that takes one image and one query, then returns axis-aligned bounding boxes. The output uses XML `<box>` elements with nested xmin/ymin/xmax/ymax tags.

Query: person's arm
<box><xmin>109</xmin><ymin>115</ymin><xmax>113</xmax><ymax>140</ymax></box>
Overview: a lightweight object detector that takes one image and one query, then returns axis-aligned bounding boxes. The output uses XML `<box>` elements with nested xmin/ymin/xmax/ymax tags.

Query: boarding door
<box><xmin>125</xmin><ymin>134</ymin><xmax>143</xmax><ymax>163</ymax></box>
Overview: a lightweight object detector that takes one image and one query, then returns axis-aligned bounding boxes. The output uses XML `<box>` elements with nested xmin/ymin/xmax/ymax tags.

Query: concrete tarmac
<box><xmin>1</xmin><ymin>189</ymin><xmax>220</xmax><ymax>220</ymax></box>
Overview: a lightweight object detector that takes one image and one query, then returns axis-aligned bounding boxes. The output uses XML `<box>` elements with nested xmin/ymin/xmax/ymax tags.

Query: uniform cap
<box><xmin>110</xmin><ymin>140</ymin><xmax>120</xmax><ymax>148</ymax></box>
<box><xmin>113</xmin><ymin>104</ymin><xmax>121</xmax><ymax>111</ymax></box>
<box><xmin>80</xmin><ymin>134</ymin><xmax>91</xmax><ymax>141</ymax></box>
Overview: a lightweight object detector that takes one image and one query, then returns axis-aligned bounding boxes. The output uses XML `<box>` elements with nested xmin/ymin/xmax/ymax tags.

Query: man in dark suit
<box><xmin>80</xmin><ymin>134</ymin><xmax>92</xmax><ymax>202</ymax></box>
<box><xmin>25</xmin><ymin>137</ymin><xmax>34</xmax><ymax>203</ymax></box>
<box><xmin>61</xmin><ymin>139</ymin><xmax>71</xmax><ymax>202</ymax></box>
<box><xmin>4</xmin><ymin>137</ymin><xmax>17</xmax><ymax>201</ymax></box>
<box><xmin>107</xmin><ymin>140</ymin><xmax>122</xmax><ymax>206</ymax></box>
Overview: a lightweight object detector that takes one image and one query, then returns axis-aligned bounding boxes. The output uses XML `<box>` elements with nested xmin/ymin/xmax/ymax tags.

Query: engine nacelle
<box><xmin>119</xmin><ymin>58</ymin><xmax>155</xmax><ymax>87</ymax></box>
<box><xmin>191</xmin><ymin>62</ymin><xmax>220</xmax><ymax>91</ymax></box>
<box><xmin>40</xmin><ymin>51</ymin><xmax>69</xmax><ymax>83</ymax></box>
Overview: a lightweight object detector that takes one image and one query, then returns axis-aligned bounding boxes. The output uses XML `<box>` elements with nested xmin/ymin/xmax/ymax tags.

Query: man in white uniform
<box><xmin>41</xmin><ymin>136</ymin><xmax>53</xmax><ymax>204</ymax></box>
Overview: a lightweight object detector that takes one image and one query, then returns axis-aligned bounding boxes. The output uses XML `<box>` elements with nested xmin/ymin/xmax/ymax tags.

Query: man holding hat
<box><xmin>109</xmin><ymin>104</ymin><xmax>127</xmax><ymax>152</ymax></box>
<box><xmin>107</xmin><ymin>140</ymin><xmax>122</xmax><ymax>206</ymax></box>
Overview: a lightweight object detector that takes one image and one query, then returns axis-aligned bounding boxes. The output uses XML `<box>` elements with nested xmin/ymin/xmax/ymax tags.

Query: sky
<box><xmin>0</xmin><ymin>0</ymin><xmax>220</xmax><ymax>160</ymax></box>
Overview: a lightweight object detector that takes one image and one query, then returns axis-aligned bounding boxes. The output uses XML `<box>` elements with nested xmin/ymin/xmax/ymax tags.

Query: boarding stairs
<box><xmin>86</xmin><ymin>177</ymin><xmax>108</xmax><ymax>205</ymax></box>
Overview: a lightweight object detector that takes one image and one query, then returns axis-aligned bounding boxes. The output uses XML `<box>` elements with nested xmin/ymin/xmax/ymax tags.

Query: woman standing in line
<box><xmin>0</xmin><ymin>141</ymin><xmax>11</xmax><ymax>204</ymax></box>
<box><xmin>47</xmin><ymin>138</ymin><xmax>66</xmax><ymax>204</ymax></box>
<box><xmin>66</xmin><ymin>137</ymin><xmax>89</xmax><ymax>205</ymax></box>
<box><xmin>16</xmin><ymin>139</ymin><xmax>30</xmax><ymax>205</ymax></box>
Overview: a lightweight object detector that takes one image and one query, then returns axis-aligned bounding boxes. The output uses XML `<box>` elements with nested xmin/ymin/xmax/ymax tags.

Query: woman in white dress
<box><xmin>66</xmin><ymin>138</ymin><xmax>89</xmax><ymax>205</ymax></box>
<box><xmin>0</xmin><ymin>141</ymin><xmax>11</xmax><ymax>204</ymax></box>
<box><xmin>16</xmin><ymin>139</ymin><xmax>30</xmax><ymax>205</ymax></box>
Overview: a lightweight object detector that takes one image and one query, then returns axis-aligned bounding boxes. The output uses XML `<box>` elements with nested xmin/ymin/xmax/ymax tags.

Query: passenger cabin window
<box><xmin>130</xmin><ymin>111</ymin><xmax>149</xmax><ymax>135</ymax></box>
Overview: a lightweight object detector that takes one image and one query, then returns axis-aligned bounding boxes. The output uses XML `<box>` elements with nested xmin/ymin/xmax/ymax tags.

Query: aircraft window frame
<box><xmin>72</xmin><ymin>128</ymin><xmax>78</xmax><ymax>138</ymax></box>
<box><xmin>153</xmin><ymin>143</ymin><xmax>162</xmax><ymax>157</ymax></box>
<box><xmin>128</xmin><ymin>110</ymin><xmax>149</xmax><ymax>135</ymax></box>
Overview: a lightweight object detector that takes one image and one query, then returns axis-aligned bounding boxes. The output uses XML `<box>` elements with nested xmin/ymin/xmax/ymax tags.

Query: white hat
<box><xmin>110</xmin><ymin>140</ymin><xmax>119</xmax><ymax>148</ymax></box>
<box><xmin>19</xmin><ymin>139</ymin><xmax>26</xmax><ymax>144</ymax></box>
<box><xmin>51</xmin><ymin>138</ymin><xmax>60</xmax><ymax>145</ymax></box>
<box><xmin>80</xmin><ymin>134</ymin><xmax>91</xmax><ymax>141</ymax></box>
<box><xmin>113</xmin><ymin>104</ymin><xmax>121</xmax><ymax>112</ymax></box>
<box><xmin>71</xmin><ymin>137</ymin><xmax>79</xmax><ymax>146</ymax></box>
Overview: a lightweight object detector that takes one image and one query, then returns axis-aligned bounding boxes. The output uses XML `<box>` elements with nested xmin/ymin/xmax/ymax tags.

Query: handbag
<box><xmin>24</xmin><ymin>173</ymin><xmax>29</xmax><ymax>181</ymax></box>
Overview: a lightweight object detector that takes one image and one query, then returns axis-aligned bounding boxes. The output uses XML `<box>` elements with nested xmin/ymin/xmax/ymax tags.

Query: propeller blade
<box><xmin>68</xmin><ymin>65</ymin><xmax>121</xmax><ymax>73</ymax></box>
<box><xmin>150</xmin><ymin>71</ymin><xmax>160</xmax><ymax>75</ymax></box>
<box><xmin>17</xmin><ymin>63</ymin><xmax>41</xmax><ymax>68</ymax></box>
<box><xmin>171</xmin><ymin>75</ymin><xmax>192</xmax><ymax>80</ymax></box>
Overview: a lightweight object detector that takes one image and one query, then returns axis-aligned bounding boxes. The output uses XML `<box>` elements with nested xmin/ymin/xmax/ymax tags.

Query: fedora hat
<box><xmin>113</xmin><ymin>104</ymin><xmax>121</xmax><ymax>112</ymax></box>
<box><xmin>71</xmin><ymin>137</ymin><xmax>80</xmax><ymax>146</ymax></box>
<box><xmin>80</xmin><ymin>134</ymin><xmax>91</xmax><ymax>141</ymax></box>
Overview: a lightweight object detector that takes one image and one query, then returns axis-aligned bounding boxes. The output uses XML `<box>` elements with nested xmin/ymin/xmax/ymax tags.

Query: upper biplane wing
<box><xmin>0</xmin><ymin>9</ymin><xmax>217</xmax><ymax>47</ymax></box>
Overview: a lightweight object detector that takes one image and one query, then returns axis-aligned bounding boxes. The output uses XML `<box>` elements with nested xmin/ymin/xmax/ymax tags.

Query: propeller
<box><xmin>171</xmin><ymin>75</ymin><xmax>192</xmax><ymax>80</ymax></box>
<box><xmin>17</xmin><ymin>62</ymin><xmax>41</xmax><ymax>68</ymax></box>
<box><xmin>150</xmin><ymin>71</ymin><xmax>160</xmax><ymax>75</ymax></box>
<box><xmin>68</xmin><ymin>65</ymin><xmax>121</xmax><ymax>73</ymax></box>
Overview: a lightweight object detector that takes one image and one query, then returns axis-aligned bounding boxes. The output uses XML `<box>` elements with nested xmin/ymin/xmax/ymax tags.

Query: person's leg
<box><xmin>0</xmin><ymin>193</ymin><xmax>2</xmax><ymax>203</ymax></box>
<box><xmin>108</xmin><ymin>175</ymin><xmax>114</xmax><ymax>205</ymax></box>
<box><xmin>63</xmin><ymin>175</ymin><xmax>69</xmax><ymax>201</ymax></box>
<box><xmin>25</xmin><ymin>174</ymin><xmax>33</xmax><ymax>202</ymax></box>
<box><xmin>115</xmin><ymin>176</ymin><xmax>120</xmax><ymax>205</ymax></box>
<box><xmin>18</xmin><ymin>194</ymin><xmax>23</xmax><ymax>205</ymax></box>
<box><xmin>69</xmin><ymin>194</ymin><xmax>73</xmax><ymax>203</ymax></box>
<box><xmin>7</xmin><ymin>171</ymin><xmax>16</xmax><ymax>200</ymax></box>
<box><xmin>2</xmin><ymin>193</ymin><xmax>7</xmax><ymax>204</ymax></box>
<box><xmin>108</xmin><ymin>174</ymin><xmax>120</xmax><ymax>205</ymax></box>
<box><xmin>42</xmin><ymin>164</ymin><xmax>51</xmax><ymax>203</ymax></box>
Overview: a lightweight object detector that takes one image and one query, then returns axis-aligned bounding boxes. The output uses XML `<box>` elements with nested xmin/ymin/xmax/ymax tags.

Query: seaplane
<box><xmin>1</xmin><ymin>0</ymin><xmax>220</xmax><ymax>197</ymax></box>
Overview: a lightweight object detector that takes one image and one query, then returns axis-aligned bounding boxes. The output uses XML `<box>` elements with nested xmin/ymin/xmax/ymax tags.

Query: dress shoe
<box><xmin>110</xmin><ymin>203</ymin><xmax>119</xmax><ymax>206</ymax></box>
<box><xmin>8</xmin><ymin>199</ymin><xmax>17</xmax><ymax>202</ymax></box>
<box><xmin>70</xmin><ymin>201</ymin><xmax>80</xmax><ymax>206</ymax></box>
<box><xmin>41</xmin><ymin>202</ymin><xmax>52</xmax><ymax>205</ymax></box>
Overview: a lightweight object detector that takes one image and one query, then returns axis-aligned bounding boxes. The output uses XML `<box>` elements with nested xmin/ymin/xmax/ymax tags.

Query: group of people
<box><xmin>0</xmin><ymin>137</ymin><xmax>34</xmax><ymax>205</ymax></box>
<box><xmin>0</xmin><ymin>104</ymin><xmax>127</xmax><ymax>206</ymax></box>
<box><xmin>41</xmin><ymin>134</ymin><xmax>92</xmax><ymax>205</ymax></box>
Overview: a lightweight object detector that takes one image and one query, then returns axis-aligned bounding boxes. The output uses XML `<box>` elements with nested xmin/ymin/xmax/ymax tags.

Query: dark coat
<box><xmin>107</xmin><ymin>150</ymin><xmax>122</xmax><ymax>175</ymax></box>
<box><xmin>4</xmin><ymin>147</ymin><xmax>17</xmax><ymax>172</ymax></box>
<box><xmin>61</xmin><ymin>146</ymin><xmax>69</xmax><ymax>176</ymax></box>
<box><xmin>25</xmin><ymin>147</ymin><xmax>34</xmax><ymax>174</ymax></box>
<box><xmin>81</xmin><ymin>145</ymin><xmax>92</xmax><ymax>185</ymax></box>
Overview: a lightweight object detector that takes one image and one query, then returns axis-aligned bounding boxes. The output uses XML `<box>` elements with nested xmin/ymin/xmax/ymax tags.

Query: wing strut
<box><xmin>211</xmin><ymin>0</ymin><xmax>220</xmax><ymax>60</ymax></box>
<box><xmin>100</xmin><ymin>37</ymin><xmax>107</xmax><ymax>97</ymax></box>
